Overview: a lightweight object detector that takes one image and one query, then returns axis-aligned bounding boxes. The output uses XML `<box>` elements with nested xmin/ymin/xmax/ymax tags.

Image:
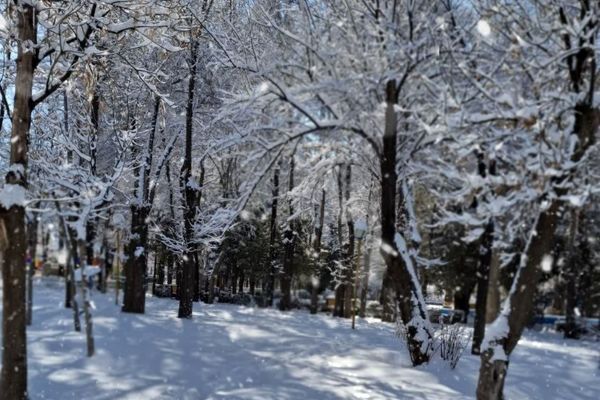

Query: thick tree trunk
<box><xmin>454</xmin><ymin>281</ymin><xmax>475</xmax><ymax>323</ymax></box>
<box><xmin>0</xmin><ymin>4</ymin><xmax>36</xmax><ymax>398</ymax></box>
<box><xmin>26</xmin><ymin>214</ymin><xmax>38</xmax><ymax>326</ymax></box>
<box><xmin>249</xmin><ymin>275</ymin><xmax>256</xmax><ymax>295</ymax></box>
<box><xmin>178</xmin><ymin>38</ymin><xmax>200</xmax><ymax>319</ymax></box>
<box><xmin>359</xmin><ymin>184</ymin><xmax>374</xmax><ymax>318</ymax></box>
<box><xmin>167</xmin><ymin>253</ymin><xmax>174</xmax><ymax>286</ymax></box>
<box><xmin>334</xmin><ymin>167</ymin><xmax>346</xmax><ymax>317</ymax></box>
<box><xmin>310</xmin><ymin>189</ymin><xmax>326</xmax><ymax>314</ymax></box>
<box><xmin>101</xmin><ymin>239</ymin><xmax>110</xmax><ymax>293</ymax></box>
<box><xmin>379</xmin><ymin>270</ymin><xmax>395</xmax><ymax>322</ymax></box>
<box><xmin>486</xmin><ymin>250</ymin><xmax>501</xmax><ymax>323</ymax></box>
<box><xmin>473</xmin><ymin>219</ymin><xmax>495</xmax><ymax>354</ymax></box>
<box><xmin>84</xmin><ymin>82</ymin><xmax>100</xmax><ymax>275</ymax></box>
<box><xmin>477</xmin><ymin>202</ymin><xmax>562</xmax><ymax>399</ymax></box>
<box><xmin>86</xmin><ymin>221</ymin><xmax>95</xmax><ymax>267</ymax></box>
<box><xmin>477</xmin><ymin>352</ymin><xmax>508</xmax><ymax>400</ymax></box>
<box><xmin>122</xmin><ymin>206</ymin><xmax>149</xmax><ymax>313</ymax></box>
<box><xmin>194</xmin><ymin>253</ymin><xmax>201</xmax><ymax>302</ymax></box>
<box><xmin>279</xmin><ymin>155</ymin><xmax>296</xmax><ymax>311</ymax></box>
<box><xmin>59</xmin><ymin>210</ymin><xmax>82</xmax><ymax>331</ymax></box>
<box><xmin>564</xmin><ymin>210</ymin><xmax>579</xmax><ymax>339</ymax></box>
<box><xmin>379</xmin><ymin>80</ymin><xmax>432</xmax><ymax>366</ymax></box>
<box><xmin>343</xmin><ymin>165</ymin><xmax>355</xmax><ymax>319</ymax></box>
<box><xmin>152</xmin><ymin>250</ymin><xmax>158</xmax><ymax>295</ymax></box>
<box><xmin>266</xmin><ymin>163</ymin><xmax>280</xmax><ymax>307</ymax></box>
<box><xmin>123</xmin><ymin>95</ymin><xmax>160</xmax><ymax>313</ymax></box>
<box><xmin>359</xmin><ymin>233</ymin><xmax>372</xmax><ymax>318</ymax></box>
<box><xmin>77</xmin><ymin>241</ymin><xmax>95</xmax><ymax>357</ymax></box>
<box><xmin>472</xmin><ymin>154</ymin><xmax>497</xmax><ymax>354</ymax></box>
<box><xmin>238</xmin><ymin>272</ymin><xmax>244</xmax><ymax>294</ymax></box>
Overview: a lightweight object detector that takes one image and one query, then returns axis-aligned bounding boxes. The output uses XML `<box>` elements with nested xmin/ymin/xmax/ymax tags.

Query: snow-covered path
<box><xmin>1</xmin><ymin>278</ymin><xmax>599</xmax><ymax>399</ymax></box>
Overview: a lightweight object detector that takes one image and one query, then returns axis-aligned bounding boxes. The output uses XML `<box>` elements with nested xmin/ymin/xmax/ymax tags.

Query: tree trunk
<box><xmin>101</xmin><ymin>239</ymin><xmax>110</xmax><ymax>294</ymax></box>
<box><xmin>334</xmin><ymin>166</ymin><xmax>346</xmax><ymax>317</ymax></box>
<box><xmin>26</xmin><ymin>213</ymin><xmax>38</xmax><ymax>326</ymax></box>
<box><xmin>0</xmin><ymin>4</ymin><xmax>36</xmax><ymax>397</ymax></box>
<box><xmin>152</xmin><ymin>250</ymin><xmax>158</xmax><ymax>295</ymax></box>
<box><xmin>358</xmin><ymin>183</ymin><xmax>374</xmax><ymax>318</ymax></box>
<box><xmin>564</xmin><ymin>210</ymin><xmax>579</xmax><ymax>339</ymax></box>
<box><xmin>379</xmin><ymin>80</ymin><xmax>432</xmax><ymax>366</ymax></box>
<box><xmin>454</xmin><ymin>280</ymin><xmax>475</xmax><ymax>323</ymax></box>
<box><xmin>249</xmin><ymin>275</ymin><xmax>256</xmax><ymax>295</ymax></box>
<box><xmin>279</xmin><ymin>154</ymin><xmax>296</xmax><ymax>311</ymax></box>
<box><xmin>477</xmin><ymin>97</ymin><xmax>599</xmax><ymax>399</ymax></box>
<box><xmin>178</xmin><ymin>38</ymin><xmax>200</xmax><ymax>319</ymax></box>
<box><xmin>359</xmin><ymin>233</ymin><xmax>373</xmax><ymax>318</ymax></box>
<box><xmin>486</xmin><ymin>250</ymin><xmax>501</xmax><ymax>323</ymax></box>
<box><xmin>472</xmin><ymin>153</ymin><xmax>497</xmax><ymax>354</ymax></box>
<box><xmin>84</xmin><ymin>82</ymin><xmax>100</xmax><ymax>276</ymax></box>
<box><xmin>379</xmin><ymin>271</ymin><xmax>395</xmax><ymax>322</ymax></box>
<box><xmin>343</xmin><ymin>165</ymin><xmax>355</xmax><ymax>319</ymax></box>
<box><xmin>477</xmin><ymin>201</ymin><xmax>561</xmax><ymax>399</ymax></box>
<box><xmin>267</xmin><ymin>163</ymin><xmax>280</xmax><ymax>307</ymax></box>
<box><xmin>192</xmin><ymin>253</ymin><xmax>200</xmax><ymax>302</ymax></box>
<box><xmin>473</xmin><ymin>219</ymin><xmax>495</xmax><ymax>354</ymax></box>
<box><xmin>310</xmin><ymin>189</ymin><xmax>326</xmax><ymax>314</ymax></box>
<box><xmin>122</xmin><ymin>95</ymin><xmax>160</xmax><ymax>313</ymax></box>
<box><xmin>477</xmin><ymin>352</ymin><xmax>508</xmax><ymax>400</ymax></box>
<box><xmin>122</xmin><ymin>206</ymin><xmax>149</xmax><ymax>313</ymax></box>
<box><xmin>58</xmin><ymin>209</ymin><xmax>82</xmax><ymax>332</ymax></box>
<box><xmin>78</xmin><ymin>241</ymin><xmax>95</xmax><ymax>357</ymax></box>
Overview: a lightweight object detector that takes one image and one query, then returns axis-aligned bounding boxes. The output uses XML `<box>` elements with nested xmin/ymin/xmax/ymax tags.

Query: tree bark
<box><xmin>122</xmin><ymin>206</ymin><xmax>149</xmax><ymax>313</ymax></box>
<box><xmin>122</xmin><ymin>96</ymin><xmax>160</xmax><ymax>314</ymax></box>
<box><xmin>279</xmin><ymin>154</ymin><xmax>296</xmax><ymax>311</ymax></box>
<box><xmin>0</xmin><ymin>4</ymin><xmax>36</xmax><ymax>397</ymax></box>
<box><xmin>473</xmin><ymin>154</ymin><xmax>497</xmax><ymax>354</ymax></box>
<box><xmin>178</xmin><ymin>38</ymin><xmax>200</xmax><ymax>319</ymax></box>
<box><xmin>310</xmin><ymin>189</ymin><xmax>326</xmax><ymax>314</ymax></box>
<box><xmin>359</xmin><ymin>183</ymin><xmax>374</xmax><ymax>319</ymax></box>
<box><xmin>359</xmin><ymin>210</ymin><xmax>373</xmax><ymax>318</ymax></box>
<box><xmin>564</xmin><ymin>210</ymin><xmax>579</xmax><ymax>339</ymax></box>
<box><xmin>379</xmin><ymin>270</ymin><xmax>395</xmax><ymax>322</ymax></box>
<box><xmin>26</xmin><ymin>213</ymin><xmax>38</xmax><ymax>326</ymax></box>
<box><xmin>473</xmin><ymin>219</ymin><xmax>494</xmax><ymax>354</ymax></box>
<box><xmin>266</xmin><ymin>162</ymin><xmax>280</xmax><ymax>307</ymax></box>
<box><xmin>334</xmin><ymin>166</ymin><xmax>346</xmax><ymax>317</ymax></box>
<box><xmin>477</xmin><ymin>90</ymin><xmax>599</xmax><ymax>400</ymax></box>
<box><xmin>379</xmin><ymin>80</ymin><xmax>432</xmax><ymax>366</ymax></box>
<box><xmin>77</xmin><ymin>241</ymin><xmax>95</xmax><ymax>357</ymax></box>
<box><xmin>486</xmin><ymin>250</ymin><xmax>501</xmax><ymax>323</ymax></box>
<box><xmin>343</xmin><ymin>165</ymin><xmax>355</xmax><ymax>319</ymax></box>
<box><xmin>58</xmin><ymin>206</ymin><xmax>82</xmax><ymax>332</ymax></box>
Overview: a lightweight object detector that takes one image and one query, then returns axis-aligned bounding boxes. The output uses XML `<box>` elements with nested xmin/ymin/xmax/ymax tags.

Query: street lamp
<box><xmin>352</xmin><ymin>219</ymin><xmax>367</xmax><ymax>330</ymax></box>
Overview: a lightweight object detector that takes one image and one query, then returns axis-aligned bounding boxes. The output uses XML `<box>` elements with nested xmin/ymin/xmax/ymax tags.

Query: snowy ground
<box><xmin>1</xmin><ymin>277</ymin><xmax>598</xmax><ymax>400</ymax></box>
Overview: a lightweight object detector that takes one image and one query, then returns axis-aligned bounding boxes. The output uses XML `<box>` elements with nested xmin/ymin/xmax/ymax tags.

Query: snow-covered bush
<box><xmin>397</xmin><ymin>317</ymin><xmax>470</xmax><ymax>369</ymax></box>
<box><xmin>435</xmin><ymin>323</ymin><xmax>471</xmax><ymax>369</ymax></box>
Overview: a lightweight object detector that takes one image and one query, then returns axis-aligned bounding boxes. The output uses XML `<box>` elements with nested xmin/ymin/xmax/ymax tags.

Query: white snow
<box><xmin>477</xmin><ymin>20</ymin><xmax>492</xmax><ymax>37</ymax></box>
<box><xmin>0</xmin><ymin>278</ymin><xmax>599</xmax><ymax>400</ymax></box>
<box><xmin>541</xmin><ymin>255</ymin><xmax>553</xmax><ymax>273</ymax></box>
<box><xmin>134</xmin><ymin>246</ymin><xmax>144</xmax><ymax>258</ymax></box>
<box><xmin>73</xmin><ymin>266</ymin><xmax>102</xmax><ymax>281</ymax></box>
<box><xmin>0</xmin><ymin>183</ymin><xmax>27</xmax><ymax>209</ymax></box>
<box><xmin>0</xmin><ymin>13</ymin><xmax>8</xmax><ymax>32</ymax></box>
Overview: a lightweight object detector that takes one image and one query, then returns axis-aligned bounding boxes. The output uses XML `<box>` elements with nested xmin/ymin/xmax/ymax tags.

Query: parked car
<box><xmin>427</xmin><ymin>305</ymin><xmax>465</xmax><ymax>324</ymax></box>
<box><xmin>365</xmin><ymin>301</ymin><xmax>383</xmax><ymax>318</ymax></box>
